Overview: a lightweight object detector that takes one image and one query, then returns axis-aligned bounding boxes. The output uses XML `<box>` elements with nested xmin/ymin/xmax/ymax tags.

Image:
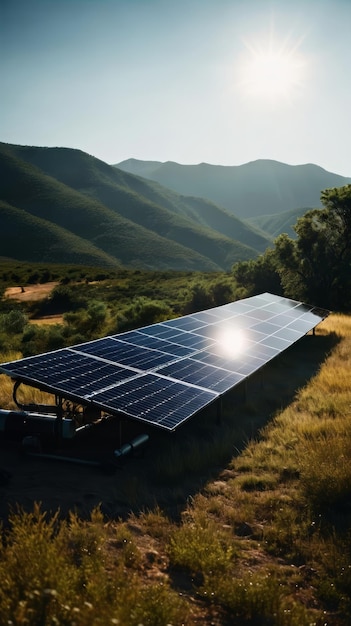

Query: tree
<box><xmin>232</xmin><ymin>248</ymin><xmax>283</xmax><ymax>298</ymax></box>
<box><xmin>275</xmin><ymin>185</ymin><xmax>351</xmax><ymax>310</ymax></box>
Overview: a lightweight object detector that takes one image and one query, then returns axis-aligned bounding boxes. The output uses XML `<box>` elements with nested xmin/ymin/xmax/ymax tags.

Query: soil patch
<box><xmin>4</xmin><ymin>282</ymin><xmax>59</xmax><ymax>302</ymax></box>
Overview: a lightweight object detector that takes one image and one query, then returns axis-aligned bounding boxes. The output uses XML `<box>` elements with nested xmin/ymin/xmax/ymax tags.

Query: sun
<box><xmin>237</xmin><ymin>36</ymin><xmax>306</xmax><ymax>104</ymax></box>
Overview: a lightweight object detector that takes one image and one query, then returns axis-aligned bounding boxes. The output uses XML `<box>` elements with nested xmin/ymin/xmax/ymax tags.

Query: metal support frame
<box><xmin>1</xmin><ymin>379</ymin><xmax>149</xmax><ymax>471</ymax></box>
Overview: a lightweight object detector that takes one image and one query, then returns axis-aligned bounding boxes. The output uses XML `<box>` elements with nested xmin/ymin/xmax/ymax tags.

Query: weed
<box><xmin>168</xmin><ymin>510</ymin><xmax>237</xmax><ymax>580</ymax></box>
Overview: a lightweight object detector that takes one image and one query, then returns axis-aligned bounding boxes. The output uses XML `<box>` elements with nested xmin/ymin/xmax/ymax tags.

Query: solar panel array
<box><xmin>0</xmin><ymin>293</ymin><xmax>328</xmax><ymax>431</ymax></box>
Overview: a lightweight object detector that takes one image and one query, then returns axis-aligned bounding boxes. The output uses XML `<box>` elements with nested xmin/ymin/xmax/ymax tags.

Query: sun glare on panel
<box><xmin>216</xmin><ymin>327</ymin><xmax>247</xmax><ymax>358</ymax></box>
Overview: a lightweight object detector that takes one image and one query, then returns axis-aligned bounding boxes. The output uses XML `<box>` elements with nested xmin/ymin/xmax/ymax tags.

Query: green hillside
<box><xmin>0</xmin><ymin>200</ymin><xmax>121</xmax><ymax>267</ymax></box>
<box><xmin>247</xmin><ymin>206</ymin><xmax>314</xmax><ymax>239</ymax></box>
<box><xmin>0</xmin><ymin>145</ymin><xmax>236</xmax><ymax>271</ymax></box>
<box><xmin>0</xmin><ymin>143</ymin><xmax>268</xmax><ymax>267</ymax></box>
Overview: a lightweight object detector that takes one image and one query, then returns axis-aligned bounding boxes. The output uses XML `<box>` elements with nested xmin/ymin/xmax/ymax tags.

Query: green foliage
<box><xmin>0</xmin><ymin>309</ymin><xmax>29</xmax><ymax>352</ymax></box>
<box><xmin>0</xmin><ymin>260</ymin><xmax>118</xmax><ymax>288</ymax></box>
<box><xmin>45</xmin><ymin>284</ymin><xmax>84</xmax><ymax>313</ymax></box>
<box><xmin>21</xmin><ymin>324</ymin><xmax>66</xmax><ymax>356</ymax></box>
<box><xmin>183</xmin><ymin>281</ymin><xmax>215</xmax><ymax>313</ymax></box>
<box><xmin>182</xmin><ymin>276</ymin><xmax>235</xmax><ymax>314</ymax></box>
<box><xmin>232</xmin><ymin>248</ymin><xmax>283</xmax><ymax>297</ymax></box>
<box><xmin>0</xmin><ymin>309</ymin><xmax>28</xmax><ymax>334</ymax></box>
<box><xmin>274</xmin><ymin>185</ymin><xmax>351</xmax><ymax>310</ymax></box>
<box><xmin>64</xmin><ymin>300</ymin><xmax>107</xmax><ymax>335</ymax></box>
<box><xmin>234</xmin><ymin>185</ymin><xmax>351</xmax><ymax>311</ymax></box>
<box><xmin>118</xmin><ymin>296</ymin><xmax>173</xmax><ymax>331</ymax></box>
<box><xmin>0</xmin><ymin>264</ymin><xmax>241</xmax><ymax>354</ymax></box>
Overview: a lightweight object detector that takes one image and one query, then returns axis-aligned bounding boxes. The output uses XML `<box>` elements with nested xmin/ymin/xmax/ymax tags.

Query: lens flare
<box><xmin>216</xmin><ymin>327</ymin><xmax>247</xmax><ymax>358</ymax></box>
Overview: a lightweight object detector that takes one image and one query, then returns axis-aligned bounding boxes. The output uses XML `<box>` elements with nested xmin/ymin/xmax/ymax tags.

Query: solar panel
<box><xmin>0</xmin><ymin>293</ymin><xmax>329</xmax><ymax>431</ymax></box>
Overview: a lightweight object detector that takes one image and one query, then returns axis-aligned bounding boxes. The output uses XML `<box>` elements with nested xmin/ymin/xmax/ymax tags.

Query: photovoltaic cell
<box><xmin>91</xmin><ymin>374</ymin><xmax>217</xmax><ymax>430</ymax></box>
<box><xmin>115</xmin><ymin>331</ymin><xmax>195</xmax><ymax>357</ymax></box>
<box><xmin>155</xmin><ymin>358</ymin><xmax>245</xmax><ymax>393</ymax></box>
<box><xmin>163</xmin><ymin>315</ymin><xmax>206</xmax><ymax>332</ymax></box>
<box><xmin>0</xmin><ymin>293</ymin><xmax>329</xmax><ymax>431</ymax></box>
<box><xmin>76</xmin><ymin>337</ymin><xmax>177</xmax><ymax>370</ymax></box>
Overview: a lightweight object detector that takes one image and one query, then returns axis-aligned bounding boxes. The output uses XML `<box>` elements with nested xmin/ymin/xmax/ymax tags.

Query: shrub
<box><xmin>119</xmin><ymin>296</ymin><xmax>172</xmax><ymax>331</ymax></box>
<box><xmin>209</xmin><ymin>572</ymin><xmax>319</xmax><ymax>626</ymax></box>
<box><xmin>0</xmin><ymin>309</ymin><xmax>28</xmax><ymax>334</ymax></box>
<box><xmin>20</xmin><ymin>324</ymin><xmax>67</xmax><ymax>356</ymax></box>
<box><xmin>168</xmin><ymin>512</ymin><xmax>236</xmax><ymax>578</ymax></box>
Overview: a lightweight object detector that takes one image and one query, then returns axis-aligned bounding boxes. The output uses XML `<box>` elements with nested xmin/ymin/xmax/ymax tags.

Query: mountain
<box><xmin>116</xmin><ymin>158</ymin><xmax>351</xmax><ymax>219</ymax></box>
<box><xmin>0</xmin><ymin>143</ymin><xmax>271</xmax><ymax>271</ymax></box>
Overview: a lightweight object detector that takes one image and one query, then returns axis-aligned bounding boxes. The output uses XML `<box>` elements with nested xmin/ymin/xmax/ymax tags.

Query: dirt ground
<box><xmin>4</xmin><ymin>283</ymin><xmax>64</xmax><ymax>324</ymax></box>
<box><xmin>4</xmin><ymin>282</ymin><xmax>59</xmax><ymax>302</ymax></box>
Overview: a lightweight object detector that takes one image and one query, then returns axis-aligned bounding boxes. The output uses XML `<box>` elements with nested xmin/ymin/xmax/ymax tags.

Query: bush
<box><xmin>0</xmin><ymin>309</ymin><xmax>28</xmax><ymax>334</ymax></box>
<box><xmin>168</xmin><ymin>512</ymin><xmax>236</xmax><ymax>578</ymax></box>
<box><xmin>21</xmin><ymin>324</ymin><xmax>66</xmax><ymax>356</ymax></box>
<box><xmin>118</xmin><ymin>297</ymin><xmax>172</xmax><ymax>331</ymax></box>
<box><xmin>64</xmin><ymin>300</ymin><xmax>107</xmax><ymax>336</ymax></box>
<box><xmin>182</xmin><ymin>282</ymin><xmax>214</xmax><ymax>314</ymax></box>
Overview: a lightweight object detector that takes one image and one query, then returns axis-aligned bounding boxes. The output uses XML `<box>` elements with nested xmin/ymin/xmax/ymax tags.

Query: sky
<box><xmin>1</xmin><ymin>0</ymin><xmax>351</xmax><ymax>176</ymax></box>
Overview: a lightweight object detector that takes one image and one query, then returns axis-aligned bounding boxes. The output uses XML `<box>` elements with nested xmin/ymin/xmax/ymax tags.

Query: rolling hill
<box><xmin>0</xmin><ymin>143</ymin><xmax>270</xmax><ymax>271</ymax></box>
<box><xmin>116</xmin><ymin>158</ymin><xmax>351</xmax><ymax>219</ymax></box>
<box><xmin>0</xmin><ymin>199</ymin><xmax>122</xmax><ymax>268</ymax></box>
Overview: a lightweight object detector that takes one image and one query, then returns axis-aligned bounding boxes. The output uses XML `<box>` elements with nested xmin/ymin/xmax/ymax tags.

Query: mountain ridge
<box><xmin>116</xmin><ymin>158</ymin><xmax>351</xmax><ymax>218</ymax></box>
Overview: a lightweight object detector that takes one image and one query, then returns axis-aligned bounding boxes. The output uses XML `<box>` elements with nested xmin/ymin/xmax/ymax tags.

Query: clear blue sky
<box><xmin>1</xmin><ymin>0</ymin><xmax>350</xmax><ymax>176</ymax></box>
